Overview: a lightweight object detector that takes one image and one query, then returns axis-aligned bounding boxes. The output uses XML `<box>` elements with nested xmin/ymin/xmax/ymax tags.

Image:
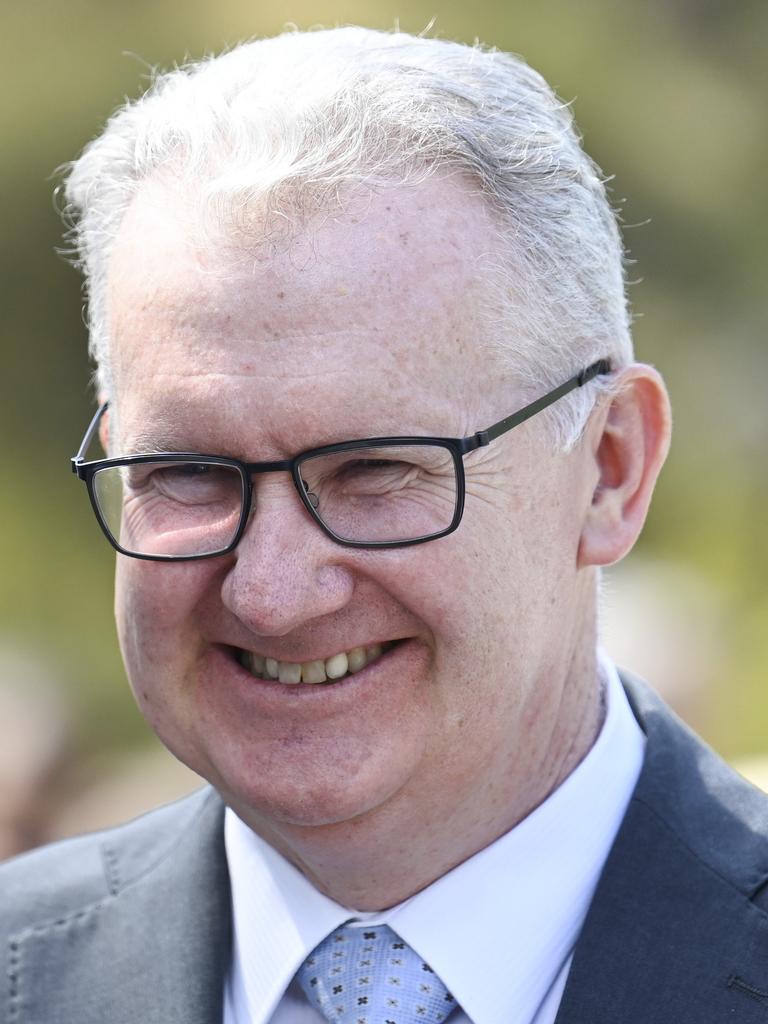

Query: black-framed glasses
<box><xmin>70</xmin><ymin>359</ymin><xmax>611</xmax><ymax>560</ymax></box>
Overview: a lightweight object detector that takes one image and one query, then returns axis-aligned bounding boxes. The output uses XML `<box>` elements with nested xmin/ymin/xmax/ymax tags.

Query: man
<box><xmin>3</xmin><ymin>26</ymin><xmax>767</xmax><ymax>1024</ymax></box>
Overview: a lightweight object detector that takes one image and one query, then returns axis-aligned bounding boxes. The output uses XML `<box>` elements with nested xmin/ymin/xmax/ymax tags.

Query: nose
<box><xmin>219</xmin><ymin>474</ymin><xmax>355</xmax><ymax>637</ymax></box>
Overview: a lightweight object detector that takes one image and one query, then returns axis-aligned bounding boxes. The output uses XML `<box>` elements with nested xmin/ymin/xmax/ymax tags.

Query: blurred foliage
<box><xmin>1</xmin><ymin>0</ymin><xmax>766</xmax><ymax>762</ymax></box>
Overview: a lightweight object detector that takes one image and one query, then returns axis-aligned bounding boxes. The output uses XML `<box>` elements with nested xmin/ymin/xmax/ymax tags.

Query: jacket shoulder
<box><xmin>622</xmin><ymin>673</ymin><xmax>768</xmax><ymax>894</ymax></box>
<box><xmin>553</xmin><ymin>675</ymin><xmax>768</xmax><ymax>1023</ymax></box>
<box><xmin>0</xmin><ymin>786</ymin><xmax>215</xmax><ymax>938</ymax></box>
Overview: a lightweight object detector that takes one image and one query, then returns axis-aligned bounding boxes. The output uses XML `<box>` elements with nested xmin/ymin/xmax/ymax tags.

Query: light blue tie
<box><xmin>298</xmin><ymin>922</ymin><xmax>458</xmax><ymax>1024</ymax></box>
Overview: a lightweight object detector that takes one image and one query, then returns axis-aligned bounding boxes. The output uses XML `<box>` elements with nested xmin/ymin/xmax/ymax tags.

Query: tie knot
<box><xmin>298</xmin><ymin>923</ymin><xmax>457</xmax><ymax>1024</ymax></box>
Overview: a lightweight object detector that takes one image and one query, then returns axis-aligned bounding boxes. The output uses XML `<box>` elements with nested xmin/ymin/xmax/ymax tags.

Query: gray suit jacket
<box><xmin>3</xmin><ymin>675</ymin><xmax>768</xmax><ymax>1023</ymax></box>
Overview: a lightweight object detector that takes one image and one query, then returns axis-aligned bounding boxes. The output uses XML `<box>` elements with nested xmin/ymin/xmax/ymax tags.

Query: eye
<box><xmin>343</xmin><ymin>458</ymin><xmax>409</xmax><ymax>473</ymax></box>
<box><xmin>332</xmin><ymin>457</ymin><xmax>415</xmax><ymax>488</ymax></box>
<box><xmin>124</xmin><ymin>461</ymin><xmax>241</xmax><ymax>505</ymax></box>
<box><xmin>160</xmin><ymin>463</ymin><xmax>215</xmax><ymax>479</ymax></box>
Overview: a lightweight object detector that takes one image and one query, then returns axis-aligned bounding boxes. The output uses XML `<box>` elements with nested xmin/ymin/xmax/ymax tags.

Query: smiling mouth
<box><xmin>236</xmin><ymin>641</ymin><xmax>397</xmax><ymax>685</ymax></box>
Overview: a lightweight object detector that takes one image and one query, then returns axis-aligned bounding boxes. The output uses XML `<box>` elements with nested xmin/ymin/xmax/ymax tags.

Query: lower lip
<box><xmin>204</xmin><ymin>640</ymin><xmax>421</xmax><ymax>717</ymax></box>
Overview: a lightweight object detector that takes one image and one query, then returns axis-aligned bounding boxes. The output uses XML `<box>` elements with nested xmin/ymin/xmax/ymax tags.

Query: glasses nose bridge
<box><xmin>244</xmin><ymin>456</ymin><xmax>294</xmax><ymax>477</ymax></box>
<box><xmin>241</xmin><ymin>457</ymin><xmax>312</xmax><ymax>526</ymax></box>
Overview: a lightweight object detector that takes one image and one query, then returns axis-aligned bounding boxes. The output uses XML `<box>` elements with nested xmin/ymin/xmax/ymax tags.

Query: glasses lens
<box><xmin>298</xmin><ymin>444</ymin><xmax>459</xmax><ymax>544</ymax></box>
<box><xmin>92</xmin><ymin>460</ymin><xmax>245</xmax><ymax>558</ymax></box>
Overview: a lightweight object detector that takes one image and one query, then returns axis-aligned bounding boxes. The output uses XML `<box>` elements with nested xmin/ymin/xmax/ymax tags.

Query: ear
<box><xmin>577</xmin><ymin>364</ymin><xmax>671</xmax><ymax>568</ymax></box>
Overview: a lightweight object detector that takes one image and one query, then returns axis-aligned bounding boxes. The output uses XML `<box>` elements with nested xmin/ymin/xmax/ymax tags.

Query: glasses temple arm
<box><xmin>466</xmin><ymin>358</ymin><xmax>612</xmax><ymax>450</ymax></box>
<box><xmin>71</xmin><ymin>401</ymin><xmax>110</xmax><ymax>472</ymax></box>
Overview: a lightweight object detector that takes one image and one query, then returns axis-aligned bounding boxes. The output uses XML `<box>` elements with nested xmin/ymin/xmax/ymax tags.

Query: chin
<box><xmin>205</xmin><ymin>738</ymin><xmax>414</xmax><ymax>833</ymax></box>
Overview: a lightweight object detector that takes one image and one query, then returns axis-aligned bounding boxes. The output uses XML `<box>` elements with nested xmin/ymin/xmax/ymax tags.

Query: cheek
<box><xmin>387</xmin><ymin>504</ymin><xmax>576</xmax><ymax>700</ymax></box>
<box><xmin>372</xmin><ymin>536</ymin><xmax>507</xmax><ymax>678</ymax></box>
<box><xmin>115</xmin><ymin>559</ymin><xmax>212</xmax><ymax>682</ymax></box>
<box><xmin>114</xmin><ymin>559</ymin><xmax>222</xmax><ymax>765</ymax></box>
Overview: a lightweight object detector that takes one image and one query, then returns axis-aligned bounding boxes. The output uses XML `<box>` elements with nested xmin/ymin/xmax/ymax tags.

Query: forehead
<box><xmin>108</xmin><ymin>177</ymin><xmax>509</xmax><ymax>449</ymax></box>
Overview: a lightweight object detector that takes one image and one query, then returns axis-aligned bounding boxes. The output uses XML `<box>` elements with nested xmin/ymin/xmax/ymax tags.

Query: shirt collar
<box><xmin>225</xmin><ymin>655</ymin><xmax>645</xmax><ymax>1024</ymax></box>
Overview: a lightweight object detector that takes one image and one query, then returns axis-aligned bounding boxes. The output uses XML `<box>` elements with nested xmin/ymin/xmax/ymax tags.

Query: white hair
<box><xmin>62</xmin><ymin>27</ymin><xmax>633</xmax><ymax>448</ymax></box>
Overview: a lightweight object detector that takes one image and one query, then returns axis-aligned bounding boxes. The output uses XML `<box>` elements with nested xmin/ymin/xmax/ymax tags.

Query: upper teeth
<box><xmin>241</xmin><ymin>642</ymin><xmax>391</xmax><ymax>684</ymax></box>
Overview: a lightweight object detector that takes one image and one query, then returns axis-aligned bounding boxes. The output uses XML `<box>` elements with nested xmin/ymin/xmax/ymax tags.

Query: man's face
<box><xmin>108</xmin><ymin>177</ymin><xmax>596</xmax><ymax>848</ymax></box>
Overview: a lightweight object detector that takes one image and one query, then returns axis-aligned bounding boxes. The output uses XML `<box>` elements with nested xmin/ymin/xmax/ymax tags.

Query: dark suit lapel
<box><xmin>555</xmin><ymin>676</ymin><xmax>768</xmax><ymax>1023</ymax></box>
<box><xmin>11</xmin><ymin>788</ymin><xmax>231</xmax><ymax>1024</ymax></box>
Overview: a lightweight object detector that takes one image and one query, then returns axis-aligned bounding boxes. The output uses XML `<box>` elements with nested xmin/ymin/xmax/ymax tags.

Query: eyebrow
<box><xmin>121</xmin><ymin>432</ymin><xmax>205</xmax><ymax>456</ymax></box>
<box><xmin>120</xmin><ymin>421</ymin><xmax>439</xmax><ymax>459</ymax></box>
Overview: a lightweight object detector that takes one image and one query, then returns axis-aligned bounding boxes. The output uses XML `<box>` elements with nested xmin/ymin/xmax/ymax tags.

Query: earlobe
<box><xmin>577</xmin><ymin>365</ymin><xmax>671</xmax><ymax>568</ymax></box>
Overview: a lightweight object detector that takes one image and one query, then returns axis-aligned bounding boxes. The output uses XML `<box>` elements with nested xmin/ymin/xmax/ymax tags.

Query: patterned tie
<box><xmin>297</xmin><ymin>923</ymin><xmax>458</xmax><ymax>1024</ymax></box>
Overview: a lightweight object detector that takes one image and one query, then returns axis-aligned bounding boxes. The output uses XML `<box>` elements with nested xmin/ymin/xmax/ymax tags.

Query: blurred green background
<box><xmin>1</xmin><ymin>0</ymin><xmax>766</xmax><ymax>852</ymax></box>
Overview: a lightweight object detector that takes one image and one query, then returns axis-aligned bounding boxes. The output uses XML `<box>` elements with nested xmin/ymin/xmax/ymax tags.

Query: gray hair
<box><xmin>62</xmin><ymin>26</ymin><xmax>633</xmax><ymax>448</ymax></box>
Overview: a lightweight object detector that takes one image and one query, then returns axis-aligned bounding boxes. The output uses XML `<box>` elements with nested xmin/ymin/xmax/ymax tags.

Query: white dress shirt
<box><xmin>223</xmin><ymin>656</ymin><xmax>645</xmax><ymax>1024</ymax></box>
